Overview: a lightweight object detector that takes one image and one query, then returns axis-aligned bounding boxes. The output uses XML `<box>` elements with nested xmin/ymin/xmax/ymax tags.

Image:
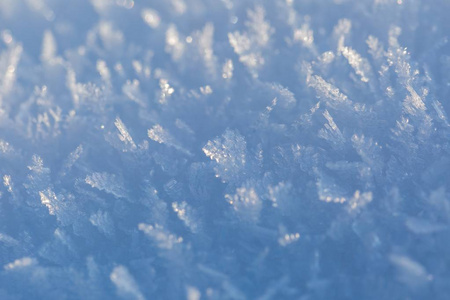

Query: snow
<box><xmin>0</xmin><ymin>0</ymin><xmax>450</xmax><ymax>299</ymax></box>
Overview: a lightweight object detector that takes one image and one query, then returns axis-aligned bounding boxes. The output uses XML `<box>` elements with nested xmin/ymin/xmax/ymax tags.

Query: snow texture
<box><xmin>0</xmin><ymin>0</ymin><xmax>450</xmax><ymax>299</ymax></box>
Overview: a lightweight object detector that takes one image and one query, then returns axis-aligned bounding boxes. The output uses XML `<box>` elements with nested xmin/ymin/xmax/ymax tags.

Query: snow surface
<box><xmin>0</xmin><ymin>0</ymin><xmax>450</xmax><ymax>299</ymax></box>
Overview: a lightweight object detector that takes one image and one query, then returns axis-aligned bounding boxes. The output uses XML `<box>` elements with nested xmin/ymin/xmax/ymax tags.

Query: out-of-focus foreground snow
<box><xmin>1</xmin><ymin>0</ymin><xmax>450</xmax><ymax>299</ymax></box>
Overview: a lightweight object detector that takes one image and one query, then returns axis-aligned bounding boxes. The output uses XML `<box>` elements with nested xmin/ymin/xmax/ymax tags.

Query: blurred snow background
<box><xmin>0</xmin><ymin>0</ymin><xmax>450</xmax><ymax>299</ymax></box>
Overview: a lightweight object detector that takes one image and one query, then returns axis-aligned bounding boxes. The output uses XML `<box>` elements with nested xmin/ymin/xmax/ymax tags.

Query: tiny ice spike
<box><xmin>0</xmin><ymin>0</ymin><xmax>449</xmax><ymax>299</ymax></box>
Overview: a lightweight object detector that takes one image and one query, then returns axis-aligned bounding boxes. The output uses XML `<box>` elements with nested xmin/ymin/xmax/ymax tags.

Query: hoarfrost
<box><xmin>203</xmin><ymin>130</ymin><xmax>247</xmax><ymax>183</ymax></box>
<box><xmin>267</xmin><ymin>182</ymin><xmax>292</xmax><ymax>215</ymax></box>
<box><xmin>278</xmin><ymin>225</ymin><xmax>300</xmax><ymax>247</ymax></box>
<box><xmin>0</xmin><ymin>1</ymin><xmax>449</xmax><ymax>299</ymax></box>
<box><xmin>115</xmin><ymin>117</ymin><xmax>137</xmax><ymax>151</ymax></box>
<box><xmin>319</xmin><ymin>110</ymin><xmax>345</xmax><ymax>148</ymax></box>
<box><xmin>341</xmin><ymin>47</ymin><xmax>372</xmax><ymax>83</ymax></box>
<box><xmin>90</xmin><ymin>210</ymin><xmax>115</xmax><ymax>238</ymax></box>
<box><xmin>158</xmin><ymin>79</ymin><xmax>174</xmax><ymax>104</ymax></box>
<box><xmin>4</xmin><ymin>257</ymin><xmax>37</xmax><ymax>270</ymax></box>
<box><xmin>0</xmin><ymin>233</ymin><xmax>19</xmax><ymax>247</ymax></box>
<box><xmin>347</xmin><ymin>190</ymin><xmax>373</xmax><ymax>213</ymax></box>
<box><xmin>166</xmin><ymin>25</ymin><xmax>185</xmax><ymax>62</ymax></box>
<box><xmin>111</xmin><ymin>266</ymin><xmax>146</xmax><ymax>300</ymax></box>
<box><xmin>39</xmin><ymin>188</ymin><xmax>58</xmax><ymax>215</ymax></box>
<box><xmin>148</xmin><ymin>124</ymin><xmax>191</xmax><ymax>155</ymax></box>
<box><xmin>60</xmin><ymin>145</ymin><xmax>84</xmax><ymax>177</ymax></box>
<box><xmin>307</xmin><ymin>73</ymin><xmax>352</xmax><ymax>108</ymax></box>
<box><xmin>389</xmin><ymin>254</ymin><xmax>432</xmax><ymax>287</ymax></box>
<box><xmin>41</xmin><ymin>30</ymin><xmax>57</xmax><ymax>63</ymax></box>
<box><xmin>222</xmin><ymin>59</ymin><xmax>234</xmax><ymax>80</ymax></box>
<box><xmin>138</xmin><ymin>223</ymin><xmax>183</xmax><ymax>250</ymax></box>
<box><xmin>172</xmin><ymin>201</ymin><xmax>200</xmax><ymax>233</ymax></box>
<box><xmin>228</xmin><ymin>6</ymin><xmax>273</xmax><ymax>76</ymax></box>
<box><xmin>294</xmin><ymin>24</ymin><xmax>314</xmax><ymax>47</ymax></box>
<box><xmin>405</xmin><ymin>217</ymin><xmax>446</xmax><ymax>235</ymax></box>
<box><xmin>85</xmin><ymin>172</ymin><xmax>127</xmax><ymax>199</ymax></box>
<box><xmin>3</xmin><ymin>175</ymin><xmax>13</xmax><ymax>193</ymax></box>
<box><xmin>0</xmin><ymin>42</ymin><xmax>22</xmax><ymax>100</ymax></box>
<box><xmin>225</xmin><ymin>185</ymin><xmax>261</xmax><ymax>223</ymax></box>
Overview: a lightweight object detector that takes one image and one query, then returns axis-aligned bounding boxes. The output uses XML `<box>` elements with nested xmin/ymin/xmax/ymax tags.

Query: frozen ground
<box><xmin>0</xmin><ymin>0</ymin><xmax>450</xmax><ymax>299</ymax></box>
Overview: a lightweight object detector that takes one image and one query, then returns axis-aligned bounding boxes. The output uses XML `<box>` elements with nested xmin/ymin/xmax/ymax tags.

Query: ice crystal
<box><xmin>0</xmin><ymin>0</ymin><xmax>449</xmax><ymax>299</ymax></box>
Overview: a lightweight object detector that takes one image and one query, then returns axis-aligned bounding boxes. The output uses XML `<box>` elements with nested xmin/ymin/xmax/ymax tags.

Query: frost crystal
<box><xmin>342</xmin><ymin>47</ymin><xmax>372</xmax><ymax>83</ymax></box>
<box><xmin>389</xmin><ymin>254</ymin><xmax>432</xmax><ymax>287</ymax></box>
<box><xmin>268</xmin><ymin>182</ymin><xmax>292</xmax><ymax>214</ymax></box>
<box><xmin>222</xmin><ymin>59</ymin><xmax>234</xmax><ymax>80</ymax></box>
<box><xmin>115</xmin><ymin>117</ymin><xmax>137</xmax><ymax>151</ymax></box>
<box><xmin>90</xmin><ymin>210</ymin><xmax>115</xmax><ymax>238</ymax></box>
<box><xmin>138</xmin><ymin>223</ymin><xmax>183</xmax><ymax>250</ymax></box>
<box><xmin>0</xmin><ymin>1</ymin><xmax>449</xmax><ymax>299</ymax></box>
<box><xmin>0</xmin><ymin>43</ymin><xmax>22</xmax><ymax>100</ymax></box>
<box><xmin>228</xmin><ymin>6</ymin><xmax>273</xmax><ymax>76</ymax></box>
<box><xmin>148</xmin><ymin>124</ymin><xmax>191</xmax><ymax>155</ymax></box>
<box><xmin>203</xmin><ymin>130</ymin><xmax>247</xmax><ymax>183</ymax></box>
<box><xmin>3</xmin><ymin>175</ymin><xmax>13</xmax><ymax>193</ymax></box>
<box><xmin>294</xmin><ymin>24</ymin><xmax>314</xmax><ymax>48</ymax></box>
<box><xmin>172</xmin><ymin>201</ymin><xmax>199</xmax><ymax>233</ymax></box>
<box><xmin>4</xmin><ymin>257</ymin><xmax>36</xmax><ymax>270</ymax></box>
<box><xmin>85</xmin><ymin>172</ymin><xmax>127</xmax><ymax>199</ymax></box>
<box><xmin>278</xmin><ymin>227</ymin><xmax>300</xmax><ymax>246</ymax></box>
<box><xmin>347</xmin><ymin>190</ymin><xmax>373</xmax><ymax>213</ymax></box>
<box><xmin>111</xmin><ymin>266</ymin><xmax>145</xmax><ymax>300</ymax></box>
<box><xmin>60</xmin><ymin>145</ymin><xmax>83</xmax><ymax>177</ymax></box>
<box><xmin>307</xmin><ymin>73</ymin><xmax>352</xmax><ymax>108</ymax></box>
<box><xmin>41</xmin><ymin>30</ymin><xmax>57</xmax><ymax>63</ymax></box>
<box><xmin>319</xmin><ymin>110</ymin><xmax>345</xmax><ymax>147</ymax></box>
<box><xmin>166</xmin><ymin>25</ymin><xmax>185</xmax><ymax>62</ymax></box>
<box><xmin>158</xmin><ymin>79</ymin><xmax>174</xmax><ymax>104</ymax></box>
<box><xmin>39</xmin><ymin>189</ymin><xmax>58</xmax><ymax>215</ymax></box>
<box><xmin>225</xmin><ymin>185</ymin><xmax>261</xmax><ymax>223</ymax></box>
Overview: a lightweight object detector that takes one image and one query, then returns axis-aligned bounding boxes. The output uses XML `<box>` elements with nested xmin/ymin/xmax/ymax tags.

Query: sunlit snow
<box><xmin>0</xmin><ymin>0</ymin><xmax>449</xmax><ymax>299</ymax></box>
